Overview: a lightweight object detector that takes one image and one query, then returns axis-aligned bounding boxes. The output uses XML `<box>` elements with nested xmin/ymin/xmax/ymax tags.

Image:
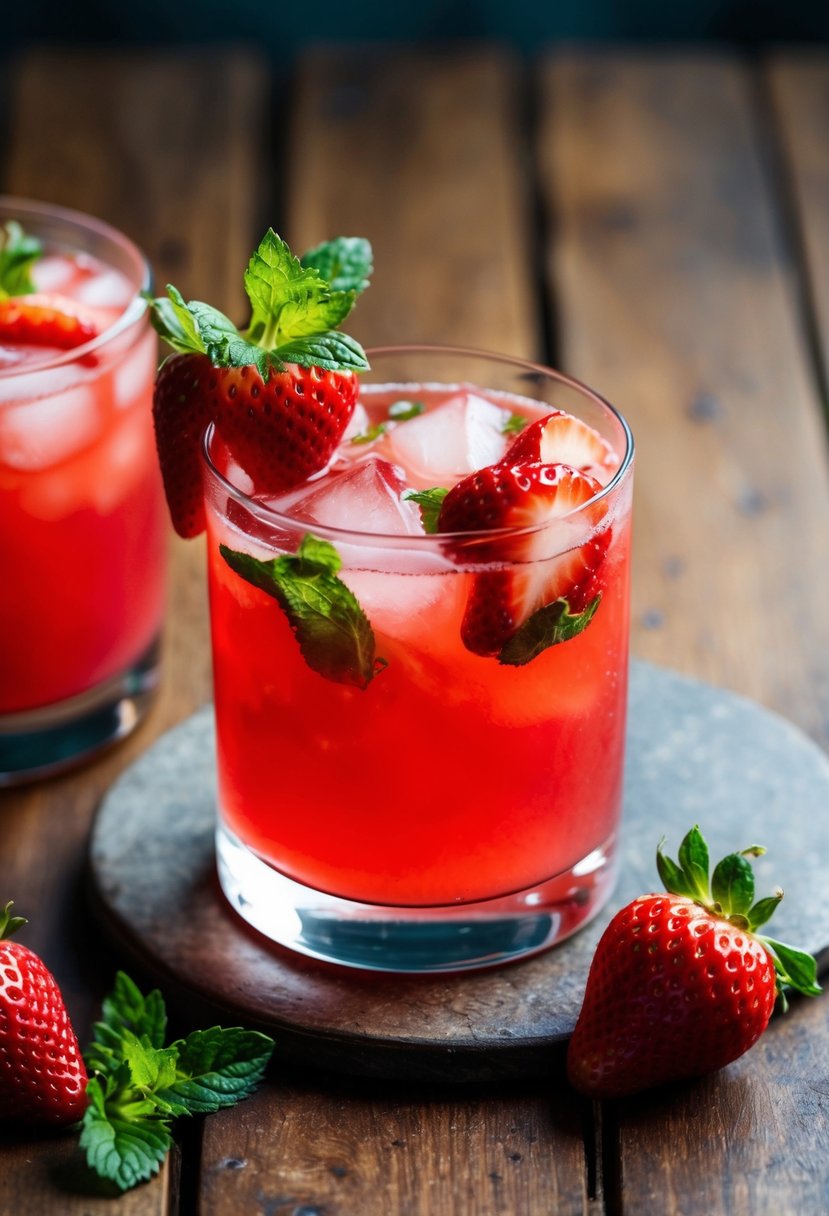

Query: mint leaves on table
<box><xmin>149</xmin><ymin>229</ymin><xmax>372</xmax><ymax>378</ymax></box>
<box><xmin>0</xmin><ymin>221</ymin><xmax>42</xmax><ymax>297</ymax></box>
<box><xmin>220</xmin><ymin>533</ymin><xmax>385</xmax><ymax>689</ymax></box>
<box><xmin>403</xmin><ymin>487</ymin><xmax>449</xmax><ymax>534</ymax></box>
<box><xmin>80</xmin><ymin>972</ymin><xmax>274</xmax><ymax>1193</ymax></box>
<box><xmin>497</xmin><ymin>594</ymin><xmax>602</xmax><ymax>666</ymax></box>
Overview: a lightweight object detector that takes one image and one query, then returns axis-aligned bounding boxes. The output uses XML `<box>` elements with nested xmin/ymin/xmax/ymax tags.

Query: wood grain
<box><xmin>538</xmin><ymin>51</ymin><xmax>829</xmax><ymax>749</ymax></box>
<box><xmin>1</xmin><ymin>46</ymin><xmax>267</xmax><ymax>1213</ymax></box>
<box><xmin>765</xmin><ymin>53</ymin><xmax>829</xmax><ymax>394</ymax></box>
<box><xmin>199</xmin><ymin>1077</ymin><xmax>587</xmax><ymax>1216</ymax></box>
<box><xmin>287</xmin><ymin>46</ymin><xmax>539</xmax><ymax>358</ymax></box>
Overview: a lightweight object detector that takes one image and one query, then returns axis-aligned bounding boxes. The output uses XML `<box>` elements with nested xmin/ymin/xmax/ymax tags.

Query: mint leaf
<box><xmin>100</xmin><ymin>972</ymin><xmax>167</xmax><ymax>1048</ymax></box>
<box><xmin>403</xmin><ymin>487</ymin><xmax>449</xmax><ymax>534</ymax></box>
<box><xmin>300</xmin><ymin>236</ymin><xmax>373</xmax><ymax>294</ymax></box>
<box><xmin>148</xmin><ymin>284</ymin><xmax>209</xmax><ymax>355</ymax></box>
<box><xmin>388</xmin><ymin>399</ymin><xmax>424</xmax><ymax>421</ymax></box>
<box><xmin>220</xmin><ymin>535</ymin><xmax>384</xmax><ymax>688</ymax></box>
<box><xmin>244</xmin><ymin>229</ymin><xmax>357</xmax><ymax>349</ymax></box>
<box><xmin>80</xmin><ymin>1080</ymin><xmax>171</xmax><ymax>1193</ymax></box>
<box><xmin>498</xmin><ymin>595</ymin><xmax>601</xmax><ymax>666</ymax></box>
<box><xmin>502</xmin><ymin>412</ymin><xmax>528</xmax><ymax>435</ymax></box>
<box><xmin>0</xmin><ymin>221</ymin><xmax>42</xmax><ymax>297</ymax></box>
<box><xmin>274</xmin><ymin>331</ymin><xmax>369</xmax><ymax>372</ymax></box>
<box><xmin>156</xmin><ymin>1027</ymin><xmax>274</xmax><ymax>1115</ymax></box>
<box><xmin>350</xmin><ymin>421</ymin><xmax>388</xmax><ymax>445</ymax></box>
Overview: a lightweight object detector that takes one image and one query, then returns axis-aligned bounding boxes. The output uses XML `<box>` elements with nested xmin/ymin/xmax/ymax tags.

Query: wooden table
<box><xmin>3</xmin><ymin>42</ymin><xmax>829</xmax><ymax>1214</ymax></box>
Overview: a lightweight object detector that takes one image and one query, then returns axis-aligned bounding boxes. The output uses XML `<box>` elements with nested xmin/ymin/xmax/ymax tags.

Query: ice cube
<box><xmin>31</xmin><ymin>255</ymin><xmax>76</xmax><ymax>294</ymax></box>
<box><xmin>286</xmin><ymin>456</ymin><xmax>424</xmax><ymax>536</ymax></box>
<box><xmin>0</xmin><ymin>386</ymin><xmax>101</xmax><ymax>471</ymax></box>
<box><xmin>387</xmin><ymin>392</ymin><xmax>510</xmax><ymax>485</ymax></box>
<box><xmin>113</xmin><ymin>327</ymin><xmax>156</xmax><ymax>409</ymax></box>
<box><xmin>72</xmin><ymin>267</ymin><xmax>133</xmax><ymax>311</ymax></box>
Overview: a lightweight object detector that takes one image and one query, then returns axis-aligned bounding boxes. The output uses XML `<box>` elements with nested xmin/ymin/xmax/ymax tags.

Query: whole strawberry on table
<box><xmin>567</xmin><ymin>826</ymin><xmax>821</xmax><ymax>1099</ymax></box>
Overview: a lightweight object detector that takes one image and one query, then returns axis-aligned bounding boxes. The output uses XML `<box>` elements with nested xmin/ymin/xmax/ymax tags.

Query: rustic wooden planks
<box><xmin>766</xmin><ymin>54</ymin><xmax>829</xmax><ymax>402</ymax></box>
<box><xmin>538</xmin><ymin>52</ymin><xmax>829</xmax><ymax>750</ymax></box>
<box><xmin>538</xmin><ymin>50</ymin><xmax>829</xmax><ymax>1215</ymax></box>
<box><xmin>1</xmin><ymin>47</ymin><xmax>267</xmax><ymax>1213</ymax></box>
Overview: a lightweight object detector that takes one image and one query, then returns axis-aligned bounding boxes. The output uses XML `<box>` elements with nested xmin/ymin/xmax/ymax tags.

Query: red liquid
<box><xmin>206</xmin><ymin>386</ymin><xmax>632</xmax><ymax>907</ymax></box>
<box><xmin>0</xmin><ymin>253</ymin><xmax>166</xmax><ymax>714</ymax></box>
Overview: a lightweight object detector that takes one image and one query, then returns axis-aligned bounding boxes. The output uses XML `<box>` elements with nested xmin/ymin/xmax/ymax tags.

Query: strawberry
<box><xmin>438</xmin><ymin>462</ymin><xmax>610</xmax><ymax>658</ymax></box>
<box><xmin>151</xmin><ymin>353</ymin><xmax>216</xmax><ymax>537</ymax></box>
<box><xmin>566</xmin><ymin>827</ymin><xmax>821</xmax><ymax>1100</ymax></box>
<box><xmin>0</xmin><ymin>295</ymin><xmax>99</xmax><ymax>351</ymax></box>
<box><xmin>209</xmin><ymin>361</ymin><xmax>359</xmax><ymax>490</ymax></box>
<box><xmin>505</xmin><ymin>412</ymin><xmax>619</xmax><ymax>479</ymax></box>
<box><xmin>149</xmin><ymin>232</ymin><xmax>373</xmax><ymax>537</ymax></box>
<box><xmin>0</xmin><ymin>902</ymin><xmax>88</xmax><ymax>1126</ymax></box>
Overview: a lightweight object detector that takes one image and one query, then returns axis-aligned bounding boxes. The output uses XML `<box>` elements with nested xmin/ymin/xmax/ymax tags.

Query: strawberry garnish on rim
<box><xmin>438</xmin><ymin>461</ymin><xmax>610</xmax><ymax>661</ymax></box>
<box><xmin>148</xmin><ymin>232</ymin><xmax>373</xmax><ymax>538</ymax></box>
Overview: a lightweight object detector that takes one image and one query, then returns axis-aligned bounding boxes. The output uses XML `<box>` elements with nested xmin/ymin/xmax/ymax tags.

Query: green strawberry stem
<box><xmin>656</xmin><ymin>826</ymin><xmax>821</xmax><ymax>1001</ymax></box>
<box><xmin>0</xmin><ymin>900</ymin><xmax>27</xmax><ymax>940</ymax></box>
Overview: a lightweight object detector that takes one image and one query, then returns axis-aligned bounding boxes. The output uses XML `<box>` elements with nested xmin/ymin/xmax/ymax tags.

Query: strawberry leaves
<box><xmin>0</xmin><ymin>221</ymin><xmax>41</xmax><ymax>297</ymax></box>
<box><xmin>149</xmin><ymin>230</ymin><xmax>371</xmax><ymax>376</ymax></box>
<box><xmin>656</xmin><ymin>827</ymin><xmax>821</xmax><ymax>1001</ymax></box>
<box><xmin>80</xmin><ymin>972</ymin><xmax>274</xmax><ymax>1193</ymax></box>
<box><xmin>220</xmin><ymin>534</ymin><xmax>385</xmax><ymax>689</ymax></box>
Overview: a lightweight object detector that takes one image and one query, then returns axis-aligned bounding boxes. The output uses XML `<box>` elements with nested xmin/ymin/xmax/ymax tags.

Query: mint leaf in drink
<box><xmin>0</xmin><ymin>221</ymin><xmax>42</xmax><ymax>297</ymax></box>
<box><xmin>388</xmin><ymin>399</ymin><xmax>424</xmax><ymax>421</ymax></box>
<box><xmin>498</xmin><ymin>594</ymin><xmax>601</xmax><ymax>666</ymax></box>
<box><xmin>350</xmin><ymin>421</ymin><xmax>388</xmax><ymax>445</ymax></box>
<box><xmin>80</xmin><ymin>974</ymin><xmax>275</xmax><ymax>1193</ymax></box>
<box><xmin>220</xmin><ymin>534</ymin><xmax>385</xmax><ymax>689</ymax></box>
<box><xmin>502</xmin><ymin>412</ymin><xmax>528</xmax><ymax>435</ymax></box>
<box><xmin>300</xmin><ymin>236</ymin><xmax>373</xmax><ymax>294</ymax></box>
<box><xmin>156</xmin><ymin>1027</ymin><xmax>274</xmax><ymax>1114</ymax></box>
<box><xmin>148</xmin><ymin>229</ymin><xmax>371</xmax><ymax>375</ymax></box>
<box><xmin>403</xmin><ymin>487</ymin><xmax>449</xmax><ymax>534</ymax></box>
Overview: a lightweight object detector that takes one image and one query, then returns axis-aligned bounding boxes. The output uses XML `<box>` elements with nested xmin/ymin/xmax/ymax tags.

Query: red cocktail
<box><xmin>204</xmin><ymin>347</ymin><xmax>633</xmax><ymax>969</ymax></box>
<box><xmin>0</xmin><ymin>199</ymin><xmax>166</xmax><ymax>781</ymax></box>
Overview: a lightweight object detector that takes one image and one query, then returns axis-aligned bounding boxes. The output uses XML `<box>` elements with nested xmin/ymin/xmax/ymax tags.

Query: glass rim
<box><xmin>201</xmin><ymin>343</ymin><xmax>634</xmax><ymax>546</ymax></box>
<box><xmin>0</xmin><ymin>195</ymin><xmax>152</xmax><ymax>379</ymax></box>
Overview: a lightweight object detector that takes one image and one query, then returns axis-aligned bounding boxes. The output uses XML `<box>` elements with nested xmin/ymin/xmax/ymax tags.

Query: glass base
<box><xmin>216</xmin><ymin>823</ymin><xmax>619</xmax><ymax>973</ymax></box>
<box><xmin>0</xmin><ymin>638</ymin><xmax>161</xmax><ymax>786</ymax></box>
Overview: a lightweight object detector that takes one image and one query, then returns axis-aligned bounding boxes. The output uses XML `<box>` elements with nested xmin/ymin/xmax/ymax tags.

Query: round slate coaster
<box><xmin>88</xmin><ymin>660</ymin><xmax>829</xmax><ymax>1082</ymax></box>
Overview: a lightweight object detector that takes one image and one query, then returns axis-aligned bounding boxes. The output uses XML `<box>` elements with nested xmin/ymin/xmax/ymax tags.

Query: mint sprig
<box><xmin>501</xmin><ymin>412</ymin><xmax>528</xmax><ymax>435</ymax></box>
<box><xmin>498</xmin><ymin>594</ymin><xmax>601</xmax><ymax>665</ymax></box>
<box><xmin>80</xmin><ymin>972</ymin><xmax>274</xmax><ymax>1192</ymax></box>
<box><xmin>403</xmin><ymin>487</ymin><xmax>449</xmax><ymax>534</ymax></box>
<box><xmin>0</xmin><ymin>221</ymin><xmax>42</xmax><ymax>298</ymax></box>
<box><xmin>149</xmin><ymin>230</ymin><xmax>371</xmax><ymax>376</ymax></box>
<box><xmin>220</xmin><ymin>534</ymin><xmax>385</xmax><ymax>689</ymax></box>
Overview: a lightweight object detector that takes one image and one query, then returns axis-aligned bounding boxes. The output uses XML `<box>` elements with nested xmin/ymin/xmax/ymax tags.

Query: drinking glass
<box><xmin>0</xmin><ymin>199</ymin><xmax>166</xmax><ymax>782</ymax></box>
<box><xmin>204</xmin><ymin>346</ymin><xmax>633</xmax><ymax>971</ymax></box>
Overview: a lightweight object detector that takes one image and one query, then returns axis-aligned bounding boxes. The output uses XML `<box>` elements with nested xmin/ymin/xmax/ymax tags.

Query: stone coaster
<box><xmin>88</xmin><ymin>660</ymin><xmax>829</xmax><ymax>1082</ymax></box>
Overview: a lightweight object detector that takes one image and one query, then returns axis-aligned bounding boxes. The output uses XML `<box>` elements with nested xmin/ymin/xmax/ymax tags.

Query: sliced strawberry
<box><xmin>211</xmin><ymin>362</ymin><xmax>359</xmax><ymax>492</ymax></box>
<box><xmin>0</xmin><ymin>293</ymin><xmax>100</xmax><ymax>351</ymax></box>
<box><xmin>506</xmin><ymin>412</ymin><xmax>619</xmax><ymax>481</ymax></box>
<box><xmin>438</xmin><ymin>462</ymin><xmax>610</xmax><ymax>656</ymax></box>
<box><xmin>152</xmin><ymin>353</ymin><xmax>215</xmax><ymax>538</ymax></box>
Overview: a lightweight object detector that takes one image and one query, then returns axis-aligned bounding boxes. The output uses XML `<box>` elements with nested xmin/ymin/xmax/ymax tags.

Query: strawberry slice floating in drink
<box><xmin>504</xmin><ymin>411</ymin><xmax>620</xmax><ymax>479</ymax></box>
<box><xmin>438</xmin><ymin>460</ymin><xmax>611</xmax><ymax>662</ymax></box>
